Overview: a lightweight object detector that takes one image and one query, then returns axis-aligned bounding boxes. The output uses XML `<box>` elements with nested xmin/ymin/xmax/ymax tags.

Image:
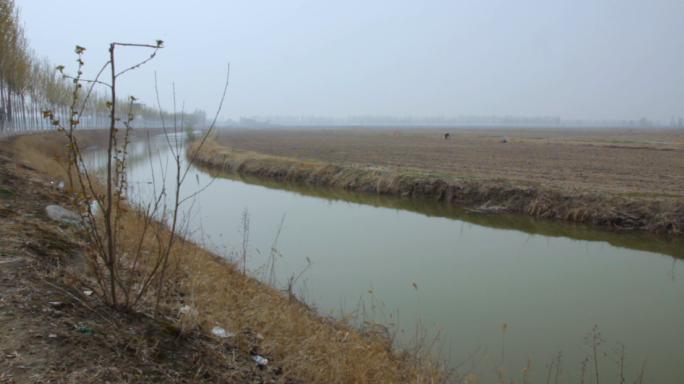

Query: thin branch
<box><xmin>177</xmin><ymin>179</ymin><xmax>216</xmax><ymax>206</ymax></box>
<box><xmin>61</xmin><ymin>75</ymin><xmax>112</xmax><ymax>89</ymax></box>
<box><xmin>77</xmin><ymin>62</ymin><xmax>113</xmax><ymax>116</ymax></box>
<box><xmin>181</xmin><ymin>63</ymin><xmax>230</xmax><ymax>185</ymax></box>
<box><xmin>155</xmin><ymin>73</ymin><xmax>177</xmax><ymax>158</ymax></box>
<box><xmin>115</xmin><ymin>47</ymin><xmax>160</xmax><ymax>78</ymax></box>
<box><xmin>113</xmin><ymin>43</ymin><xmax>162</xmax><ymax>48</ymax></box>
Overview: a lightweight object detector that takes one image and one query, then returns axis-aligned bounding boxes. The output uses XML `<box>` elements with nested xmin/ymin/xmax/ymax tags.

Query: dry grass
<box><xmin>7</xmin><ymin>129</ymin><xmax>166</xmax><ymax>181</ymax></box>
<box><xmin>4</xmin><ymin>130</ymin><xmax>452</xmax><ymax>383</ymax></box>
<box><xmin>176</xmin><ymin>241</ymin><xmax>439</xmax><ymax>382</ymax></box>
<box><xmin>189</xmin><ymin>136</ymin><xmax>684</xmax><ymax>235</ymax></box>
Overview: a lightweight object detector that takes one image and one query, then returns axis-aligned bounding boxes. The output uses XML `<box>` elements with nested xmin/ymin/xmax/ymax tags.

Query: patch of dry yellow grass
<box><xmin>175</xmin><ymin>241</ymin><xmax>445</xmax><ymax>383</ymax></box>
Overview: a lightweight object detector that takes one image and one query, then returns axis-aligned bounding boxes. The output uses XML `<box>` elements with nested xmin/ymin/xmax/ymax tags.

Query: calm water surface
<box><xmin>85</xmin><ymin>135</ymin><xmax>684</xmax><ymax>383</ymax></box>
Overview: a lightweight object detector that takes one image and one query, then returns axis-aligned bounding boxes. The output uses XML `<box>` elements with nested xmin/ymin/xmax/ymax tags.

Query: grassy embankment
<box><xmin>1</xmin><ymin>130</ymin><xmax>451</xmax><ymax>383</ymax></box>
<box><xmin>189</xmin><ymin>136</ymin><xmax>684</xmax><ymax>235</ymax></box>
<box><xmin>193</xmin><ymin>162</ymin><xmax>684</xmax><ymax>261</ymax></box>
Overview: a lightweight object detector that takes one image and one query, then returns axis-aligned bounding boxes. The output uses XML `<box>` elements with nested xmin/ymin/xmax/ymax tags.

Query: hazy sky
<box><xmin>19</xmin><ymin>0</ymin><xmax>684</xmax><ymax>121</ymax></box>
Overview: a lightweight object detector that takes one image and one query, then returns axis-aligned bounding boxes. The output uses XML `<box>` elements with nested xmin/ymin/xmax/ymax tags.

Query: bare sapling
<box><xmin>239</xmin><ymin>207</ymin><xmax>250</xmax><ymax>274</ymax></box>
<box><xmin>498</xmin><ymin>322</ymin><xmax>507</xmax><ymax>381</ymax></box>
<box><xmin>43</xmin><ymin>41</ymin><xmax>230</xmax><ymax>316</ymax></box>
<box><xmin>632</xmin><ymin>360</ymin><xmax>646</xmax><ymax>384</ymax></box>
<box><xmin>580</xmin><ymin>357</ymin><xmax>589</xmax><ymax>384</ymax></box>
<box><xmin>584</xmin><ymin>325</ymin><xmax>605</xmax><ymax>384</ymax></box>
<box><xmin>544</xmin><ymin>350</ymin><xmax>563</xmax><ymax>384</ymax></box>
<box><xmin>150</xmin><ymin>63</ymin><xmax>230</xmax><ymax>318</ymax></box>
<box><xmin>44</xmin><ymin>41</ymin><xmax>163</xmax><ymax>310</ymax></box>
<box><xmin>546</xmin><ymin>353</ymin><xmax>556</xmax><ymax>384</ymax></box>
<box><xmin>611</xmin><ymin>342</ymin><xmax>628</xmax><ymax>384</ymax></box>
<box><xmin>260</xmin><ymin>213</ymin><xmax>286</xmax><ymax>286</ymax></box>
<box><xmin>578</xmin><ymin>326</ymin><xmax>648</xmax><ymax>384</ymax></box>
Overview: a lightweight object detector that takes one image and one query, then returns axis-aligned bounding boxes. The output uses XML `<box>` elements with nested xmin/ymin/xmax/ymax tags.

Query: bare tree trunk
<box><xmin>104</xmin><ymin>42</ymin><xmax>118</xmax><ymax>309</ymax></box>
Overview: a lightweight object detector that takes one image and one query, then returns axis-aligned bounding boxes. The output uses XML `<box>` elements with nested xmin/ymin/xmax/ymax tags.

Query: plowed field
<box><xmin>214</xmin><ymin>127</ymin><xmax>684</xmax><ymax>197</ymax></box>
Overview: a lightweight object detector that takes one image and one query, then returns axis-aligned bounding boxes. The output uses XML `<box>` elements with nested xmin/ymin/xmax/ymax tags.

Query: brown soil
<box><xmin>0</xmin><ymin>136</ymin><xmax>292</xmax><ymax>383</ymax></box>
<box><xmin>214</xmin><ymin>127</ymin><xmax>684</xmax><ymax>197</ymax></box>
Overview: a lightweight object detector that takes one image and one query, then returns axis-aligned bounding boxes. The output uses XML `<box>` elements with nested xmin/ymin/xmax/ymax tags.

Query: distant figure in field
<box><xmin>444</xmin><ymin>133</ymin><xmax>451</xmax><ymax>140</ymax></box>
<box><xmin>501</xmin><ymin>139</ymin><xmax>507</xmax><ymax>143</ymax></box>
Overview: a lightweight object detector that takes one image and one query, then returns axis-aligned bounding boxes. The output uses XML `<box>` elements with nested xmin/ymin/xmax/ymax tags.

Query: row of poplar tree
<box><xmin>0</xmin><ymin>0</ymin><xmax>206</xmax><ymax>135</ymax></box>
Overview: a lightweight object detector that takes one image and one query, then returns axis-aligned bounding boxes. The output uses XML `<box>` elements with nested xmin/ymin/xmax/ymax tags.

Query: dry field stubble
<box><xmin>0</xmin><ymin>130</ymin><xmax>449</xmax><ymax>383</ymax></box>
<box><xmin>195</xmin><ymin>127</ymin><xmax>684</xmax><ymax>234</ymax></box>
<box><xmin>214</xmin><ymin>127</ymin><xmax>684</xmax><ymax>197</ymax></box>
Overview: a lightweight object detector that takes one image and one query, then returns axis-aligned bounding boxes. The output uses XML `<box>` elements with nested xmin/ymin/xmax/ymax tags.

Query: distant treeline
<box><xmin>239</xmin><ymin>115</ymin><xmax>676</xmax><ymax>128</ymax></box>
<box><xmin>0</xmin><ymin>0</ymin><xmax>206</xmax><ymax>135</ymax></box>
<box><xmin>240</xmin><ymin>115</ymin><xmax>562</xmax><ymax>126</ymax></box>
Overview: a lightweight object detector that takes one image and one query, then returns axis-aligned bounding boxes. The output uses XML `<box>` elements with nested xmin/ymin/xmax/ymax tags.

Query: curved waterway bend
<box><xmin>86</xmin><ymin>135</ymin><xmax>684</xmax><ymax>383</ymax></box>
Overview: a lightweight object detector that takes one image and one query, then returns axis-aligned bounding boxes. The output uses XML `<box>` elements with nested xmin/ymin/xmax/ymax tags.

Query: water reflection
<box><xmin>195</xmin><ymin>163</ymin><xmax>684</xmax><ymax>262</ymax></box>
